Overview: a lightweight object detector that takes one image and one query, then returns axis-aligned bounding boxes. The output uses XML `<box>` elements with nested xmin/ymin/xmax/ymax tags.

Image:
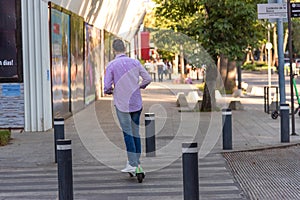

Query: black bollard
<box><xmin>145</xmin><ymin>113</ymin><xmax>156</xmax><ymax>157</ymax></box>
<box><xmin>57</xmin><ymin>139</ymin><xmax>73</xmax><ymax>200</ymax></box>
<box><xmin>54</xmin><ymin>118</ymin><xmax>65</xmax><ymax>163</ymax></box>
<box><xmin>280</xmin><ymin>104</ymin><xmax>290</xmax><ymax>143</ymax></box>
<box><xmin>222</xmin><ymin>108</ymin><xmax>232</xmax><ymax>150</ymax></box>
<box><xmin>237</xmin><ymin>65</ymin><xmax>242</xmax><ymax>90</ymax></box>
<box><xmin>182</xmin><ymin>143</ymin><xmax>199</xmax><ymax>200</ymax></box>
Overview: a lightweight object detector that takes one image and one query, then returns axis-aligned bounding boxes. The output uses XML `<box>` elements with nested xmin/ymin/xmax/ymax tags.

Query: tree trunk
<box><xmin>283</xmin><ymin>28</ymin><xmax>289</xmax><ymax>54</ymax></box>
<box><xmin>259</xmin><ymin>44</ymin><xmax>265</xmax><ymax>62</ymax></box>
<box><xmin>200</xmin><ymin>55</ymin><xmax>237</xmax><ymax>111</ymax></box>
<box><xmin>226</xmin><ymin>61</ymin><xmax>237</xmax><ymax>92</ymax></box>
<box><xmin>218</xmin><ymin>54</ymin><xmax>228</xmax><ymax>82</ymax></box>
<box><xmin>218</xmin><ymin>54</ymin><xmax>237</xmax><ymax>93</ymax></box>
<box><xmin>180</xmin><ymin>45</ymin><xmax>185</xmax><ymax>75</ymax></box>
<box><xmin>200</xmin><ymin>65</ymin><xmax>218</xmax><ymax>111</ymax></box>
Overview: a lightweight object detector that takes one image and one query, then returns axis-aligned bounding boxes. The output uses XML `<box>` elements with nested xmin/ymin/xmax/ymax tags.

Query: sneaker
<box><xmin>121</xmin><ymin>162</ymin><xmax>136</xmax><ymax>173</ymax></box>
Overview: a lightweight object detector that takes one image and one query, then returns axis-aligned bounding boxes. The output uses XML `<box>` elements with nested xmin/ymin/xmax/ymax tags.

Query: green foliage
<box><xmin>153</xmin><ymin>0</ymin><xmax>201</xmax><ymax>32</ymax></box>
<box><xmin>139</xmin><ymin>58</ymin><xmax>145</xmax><ymax>65</ymax></box>
<box><xmin>242</xmin><ymin>61</ymin><xmax>275</xmax><ymax>71</ymax></box>
<box><xmin>151</xmin><ymin>0</ymin><xmax>266</xmax><ymax>62</ymax></box>
<box><xmin>292</xmin><ymin>19</ymin><xmax>300</xmax><ymax>56</ymax></box>
<box><xmin>147</xmin><ymin>28</ymin><xmax>215</xmax><ymax>68</ymax></box>
<box><xmin>157</xmin><ymin>49</ymin><xmax>175</xmax><ymax>61</ymax></box>
<box><xmin>0</xmin><ymin>130</ymin><xmax>11</xmax><ymax>146</ymax></box>
<box><xmin>197</xmin><ymin>0</ymin><xmax>265</xmax><ymax>61</ymax></box>
<box><xmin>195</xmin><ymin>83</ymin><xmax>205</xmax><ymax>92</ymax></box>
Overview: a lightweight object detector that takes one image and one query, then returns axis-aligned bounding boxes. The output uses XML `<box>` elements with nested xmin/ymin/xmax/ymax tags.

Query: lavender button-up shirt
<box><xmin>104</xmin><ymin>54</ymin><xmax>152</xmax><ymax>112</ymax></box>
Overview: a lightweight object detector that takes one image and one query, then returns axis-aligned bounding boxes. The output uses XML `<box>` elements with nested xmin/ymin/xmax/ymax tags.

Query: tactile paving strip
<box><xmin>223</xmin><ymin>145</ymin><xmax>300</xmax><ymax>200</ymax></box>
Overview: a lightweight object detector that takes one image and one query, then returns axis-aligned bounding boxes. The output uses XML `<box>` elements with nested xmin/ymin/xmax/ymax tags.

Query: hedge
<box><xmin>0</xmin><ymin>130</ymin><xmax>11</xmax><ymax>146</ymax></box>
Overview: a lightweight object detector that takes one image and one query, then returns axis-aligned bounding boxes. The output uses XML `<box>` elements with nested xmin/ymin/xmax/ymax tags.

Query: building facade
<box><xmin>0</xmin><ymin>0</ymin><xmax>146</xmax><ymax>131</ymax></box>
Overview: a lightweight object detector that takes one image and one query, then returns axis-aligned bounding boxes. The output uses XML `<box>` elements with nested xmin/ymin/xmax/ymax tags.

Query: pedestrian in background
<box><xmin>104</xmin><ymin>39</ymin><xmax>152</xmax><ymax>172</ymax></box>
<box><xmin>156</xmin><ymin>59</ymin><xmax>165</xmax><ymax>82</ymax></box>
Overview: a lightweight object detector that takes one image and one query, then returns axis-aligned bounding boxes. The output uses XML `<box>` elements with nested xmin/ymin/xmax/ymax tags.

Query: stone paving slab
<box><xmin>0</xmin><ymin>72</ymin><xmax>300</xmax><ymax>199</ymax></box>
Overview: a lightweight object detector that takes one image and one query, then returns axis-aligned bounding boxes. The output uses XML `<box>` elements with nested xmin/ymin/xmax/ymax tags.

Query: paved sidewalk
<box><xmin>0</xmin><ymin>72</ymin><xmax>299</xmax><ymax>199</ymax></box>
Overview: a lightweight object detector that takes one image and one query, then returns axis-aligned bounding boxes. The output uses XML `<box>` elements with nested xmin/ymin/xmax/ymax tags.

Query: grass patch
<box><xmin>242</xmin><ymin>61</ymin><xmax>276</xmax><ymax>72</ymax></box>
<box><xmin>195</xmin><ymin>83</ymin><xmax>205</xmax><ymax>92</ymax></box>
<box><xmin>0</xmin><ymin>130</ymin><xmax>11</xmax><ymax>146</ymax></box>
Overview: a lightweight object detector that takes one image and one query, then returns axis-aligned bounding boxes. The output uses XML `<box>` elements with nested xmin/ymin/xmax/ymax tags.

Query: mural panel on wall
<box><xmin>85</xmin><ymin>24</ymin><xmax>100</xmax><ymax>105</ymax></box>
<box><xmin>51</xmin><ymin>8</ymin><xmax>71</xmax><ymax>118</ymax></box>
<box><xmin>70</xmin><ymin>15</ymin><xmax>85</xmax><ymax>113</ymax></box>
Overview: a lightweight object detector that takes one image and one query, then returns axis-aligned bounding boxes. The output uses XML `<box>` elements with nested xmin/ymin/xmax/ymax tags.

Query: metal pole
<box><xmin>54</xmin><ymin>118</ymin><xmax>65</xmax><ymax>163</ymax></box>
<box><xmin>277</xmin><ymin>0</ymin><xmax>286</xmax><ymax>104</ymax></box>
<box><xmin>287</xmin><ymin>0</ymin><xmax>297</xmax><ymax>135</ymax></box>
<box><xmin>267</xmin><ymin>24</ymin><xmax>272</xmax><ymax>92</ymax></box>
<box><xmin>182</xmin><ymin>143</ymin><xmax>199</xmax><ymax>200</ymax></box>
<box><xmin>57</xmin><ymin>139</ymin><xmax>73</xmax><ymax>200</ymax></box>
<box><xmin>280</xmin><ymin>104</ymin><xmax>290</xmax><ymax>143</ymax></box>
<box><xmin>222</xmin><ymin>108</ymin><xmax>232</xmax><ymax>150</ymax></box>
<box><xmin>145</xmin><ymin>113</ymin><xmax>156</xmax><ymax>157</ymax></box>
<box><xmin>264</xmin><ymin>86</ymin><xmax>268</xmax><ymax>113</ymax></box>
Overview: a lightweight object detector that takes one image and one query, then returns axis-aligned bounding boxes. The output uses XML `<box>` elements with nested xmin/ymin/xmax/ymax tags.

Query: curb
<box><xmin>221</xmin><ymin>142</ymin><xmax>300</xmax><ymax>154</ymax></box>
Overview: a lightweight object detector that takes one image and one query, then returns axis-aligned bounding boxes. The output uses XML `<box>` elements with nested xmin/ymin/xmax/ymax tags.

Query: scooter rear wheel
<box><xmin>137</xmin><ymin>173</ymin><xmax>144</xmax><ymax>183</ymax></box>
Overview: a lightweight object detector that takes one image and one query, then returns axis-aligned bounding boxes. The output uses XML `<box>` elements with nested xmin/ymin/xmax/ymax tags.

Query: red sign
<box><xmin>141</xmin><ymin>32</ymin><xmax>150</xmax><ymax>60</ymax></box>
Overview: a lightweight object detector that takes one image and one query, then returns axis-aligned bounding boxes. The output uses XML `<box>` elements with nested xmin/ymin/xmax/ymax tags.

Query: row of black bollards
<box><xmin>52</xmin><ymin>105</ymin><xmax>291</xmax><ymax>200</ymax></box>
<box><xmin>52</xmin><ymin>113</ymin><xmax>157</xmax><ymax>200</ymax></box>
<box><xmin>180</xmin><ymin>110</ymin><xmax>231</xmax><ymax>200</ymax></box>
<box><xmin>145</xmin><ymin>114</ymin><xmax>200</xmax><ymax>199</ymax></box>
<box><xmin>222</xmin><ymin>105</ymin><xmax>291</xmax><ymax>148</ymax></box>
<box><xmin>52</xmin><ymin>112</ymin><xmax>230</xmax><ymax>199</ymax></box>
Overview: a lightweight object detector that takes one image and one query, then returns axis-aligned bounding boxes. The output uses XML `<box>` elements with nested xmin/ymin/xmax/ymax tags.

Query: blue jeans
<box><xmin>116</xmin><ymin>107</ymin><xmax>142</xmax><ymax>167</ymax></box>
<box><xmin>158</xmin><ymin>69</ymin><xmax>164</xmax><ymax>82</ymax></box>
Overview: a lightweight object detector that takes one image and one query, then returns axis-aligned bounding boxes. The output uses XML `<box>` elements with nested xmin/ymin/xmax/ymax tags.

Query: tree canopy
<box><xmin>152</xmin><ymin>0</ymin><xmax>266</xmax><ymax>62</ymax></box>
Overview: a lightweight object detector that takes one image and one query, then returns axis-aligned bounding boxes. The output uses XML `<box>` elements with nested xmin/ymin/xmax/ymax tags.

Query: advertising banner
<box><xmin>0</xmin><ymin>0</ymin><xmax>22</xmax><ymax>82</ymax></box>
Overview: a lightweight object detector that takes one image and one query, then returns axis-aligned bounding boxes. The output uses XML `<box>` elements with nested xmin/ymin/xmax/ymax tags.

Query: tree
<box><xmin>195</xmin><ymin>0</ymin><xmax>265</xmax><ymax>92</ymax></box>
<box><xmin>149</xmin><ymin>0</ymin><xmax>266</xmax><ymax>110</ymax></box>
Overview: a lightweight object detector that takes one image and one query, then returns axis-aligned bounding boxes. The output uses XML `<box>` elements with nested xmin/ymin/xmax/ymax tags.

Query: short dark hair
<box><xmin>112</xmin><ymin>39</ymin><xmax>126</xmax><ymax>52</ymax></box>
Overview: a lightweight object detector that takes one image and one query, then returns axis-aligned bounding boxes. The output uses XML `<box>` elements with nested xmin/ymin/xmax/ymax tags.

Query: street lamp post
<box><xmin>266</xmin><ymin>42</ymin><xmax>273</xmax><ymax>107</ymax></box>
<box><xmin>287</xmin><ymin>0</ymin><xmax>297</xmax><ymax>135</ymax></box>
